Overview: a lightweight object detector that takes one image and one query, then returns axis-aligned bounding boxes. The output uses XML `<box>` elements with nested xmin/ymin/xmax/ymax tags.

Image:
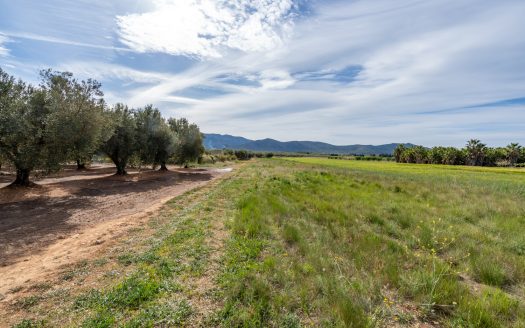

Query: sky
<box><xmin>0</xmin><ymin>0</ymin><xmax>524</xmax><ymax>147</ymax></box>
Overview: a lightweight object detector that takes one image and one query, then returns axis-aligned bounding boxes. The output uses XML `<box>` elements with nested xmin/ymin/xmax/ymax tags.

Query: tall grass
<box><xmin>217</xmin><ymin>158</ymin><xmax>525</xmax><ymax>326</ymax></box>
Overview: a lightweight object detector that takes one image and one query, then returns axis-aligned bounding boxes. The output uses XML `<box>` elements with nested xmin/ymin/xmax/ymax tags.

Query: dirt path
<box><xmin>0</xmin><ymin>166</ymin><xmax>231</xmax><ymax>301</ymax></box>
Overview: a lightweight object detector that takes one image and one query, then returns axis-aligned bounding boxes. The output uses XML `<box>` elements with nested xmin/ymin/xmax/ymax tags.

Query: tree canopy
<box><xmin>0</xmin><ymin>69</ymin><xmax>70</xmax><ymax>185</ymax></box>
<box><xmin>168</xmin><ymin>118</ymin><xmax>205</xmax><ymax>167</ymax></box>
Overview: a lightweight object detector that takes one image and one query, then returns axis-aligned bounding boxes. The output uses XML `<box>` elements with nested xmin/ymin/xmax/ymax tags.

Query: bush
<box><xmin>198</xmin><ymin>154</ymin><xmax>216</xmax><ymax>164</ymax></box>
<box><xmin>234</xmin><ymin>150</ymin><xmax>252</xmax><ymax>161</ymax></box>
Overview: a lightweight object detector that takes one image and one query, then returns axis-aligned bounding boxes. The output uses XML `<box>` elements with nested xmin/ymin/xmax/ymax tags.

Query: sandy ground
<box><xmin>0</xmin><ymin>165</ymin><xmax>231</xmax><ymax>301</ymax></box>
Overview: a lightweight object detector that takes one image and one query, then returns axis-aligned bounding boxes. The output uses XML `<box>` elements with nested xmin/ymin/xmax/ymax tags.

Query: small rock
<box><xmin>93</xmin><ymin>239</ymin><xmax>104</xmax><ymax>245</ymax></box>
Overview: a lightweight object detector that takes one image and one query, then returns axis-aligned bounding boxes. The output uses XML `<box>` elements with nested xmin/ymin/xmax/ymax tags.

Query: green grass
<box><xmin>216</xmin><ymin>158</ymin><xmax>525</xmax><ymax>327</ymax></box>
<box><xmin>10</xmin><ymin>158</ymin><xmax>525</xmax><ymax>327</ymax></box>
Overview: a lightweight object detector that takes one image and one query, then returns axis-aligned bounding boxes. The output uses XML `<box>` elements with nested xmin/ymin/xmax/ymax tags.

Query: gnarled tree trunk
<box><xmin>76</xmin><ymin>159</ymin><xmax>86</xmax><ymax>170</ymax></box>
<box><xmin>115</xmin><ymin>162</ymin><xmax>127</xmax><ymax>175</ymax></box>
<box><xmin>159</xmin><ymin>162</ymin><xmax>168</xmax><ymax>171</ymax></box>
<box><xmin>11</xmin><ymin>168</ymin><xmax>32</xmax><ymax>187</ymax></box>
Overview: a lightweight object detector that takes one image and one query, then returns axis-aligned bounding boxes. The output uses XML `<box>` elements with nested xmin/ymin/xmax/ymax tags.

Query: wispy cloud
<box><xmin>0</xmin><ymin>34</ymin><xmax>9</xmax><ymax>56</ymax></box>
<box><xmin>1</xmin><ymin>0</ymin><xmax>524</xmax><ymax>146</ymax></box>
<box><xmin>0</xmin><ymin>31</ymin><xmax>133</xmax><ymax>53</ymax></box>
<box><xmin>57</xmin><ymin>61</ymin><xmax>170</xmax><ymax>83</ymax></box>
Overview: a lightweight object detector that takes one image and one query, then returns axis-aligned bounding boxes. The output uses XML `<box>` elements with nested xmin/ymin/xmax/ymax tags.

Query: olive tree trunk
<box><xmin>115</xmin><ymin>162</ymin><xmax>127</xmax><ymax>175</ymax></box>
<box><xmin>76</xmin><ymin>159</ymin><xmax>87</xmax><ymax>170</ymax></box>
<box><xmin>11</xmin><ymin>168</ymin><xmax>32</xmax><ymax>186</ymax></box>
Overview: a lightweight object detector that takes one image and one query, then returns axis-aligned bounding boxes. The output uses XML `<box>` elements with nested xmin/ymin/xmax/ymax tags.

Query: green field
<box><xmin>11</xmin><ymin>158</ymin><xmax>525</xmax><ymax>327</ymax></box>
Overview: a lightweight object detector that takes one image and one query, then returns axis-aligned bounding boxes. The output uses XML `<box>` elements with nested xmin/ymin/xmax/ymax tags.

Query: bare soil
<box><xmin>0</xmin><ymin>165</ymin><xmax>231</xmax><ymax>301</ymax></box>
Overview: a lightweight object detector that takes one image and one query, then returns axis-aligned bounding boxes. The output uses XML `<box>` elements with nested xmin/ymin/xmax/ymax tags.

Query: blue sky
<box><xmin>0</xmin><ymin>0</ymin><xmax>524</xmax><ymax>147</ymax></box>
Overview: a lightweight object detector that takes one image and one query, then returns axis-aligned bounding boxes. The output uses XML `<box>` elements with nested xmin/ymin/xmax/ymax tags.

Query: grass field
<box><xmin>8</xmin><ymin>158</ymin><xmax>525</xmax><ymax>327</ymax></box>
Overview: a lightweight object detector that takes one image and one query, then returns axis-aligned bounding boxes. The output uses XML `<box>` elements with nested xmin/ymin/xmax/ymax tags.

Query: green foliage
<box><xmin>168</xmin><ymin>118</ymin><xmax>204</xmax><ymax>166</ymax></box>
<box><xmin>506</xmin><ymin>143</ymin><xmax>522</xmax><ymax>166</ymax></box>
<box><xmin>0</xmin><ymin>68</ymin><xmax>205</xmax><ymax>182</ymax></box>
<box><xmin>14</xmin><ymin>295</ymin><xmax>42</xmax><ymax>309</ymax></box>
<box><xmin>0</xmin><ymin>68</ymin><xmax>70</xmax><ymax>185</ymax></box>
<box><xmin>81</xmin><ymin>311</ymin><xmax>115</xmax><ymax>328</ymax></box>
<box><xmin>100</xmin><ymin>104</ymin><xmax>137</xmax><ymax>175</ymax></box>
<box><xmin>39</xmin><ymin>69</ymin><xmax>110</xmax><ymax>169</ymax></box>
<box><xmin>106</xmin><ymin>270</ymin><xmax>161</xmax><ymax>308</ymax></box>
<box><xmin>234</xmin><ymin>149</ymin><xmax>253</xmax><ymax>161</ymax></box>
<box><xmin>394</xmin><ymin>140</ymin><xmax>522</xmax><ymax>167</ymax></box>
<box><xmin>466</xmin><ymin>139</ymin><xmax>487</xmax><ymax>166</ymax></box>
<box><xmin>123</xmin><ymin>301</ymin><xmax>192</xmax><ymax>328</ymax></box>
<box><xmin>354</xmin><ymin>155</ymin><xmax>384</xmax><ymax>161</ymax></box>
<box><xmin>12</xmin><ymin>319</ymin><xmax>47</xmax><ymax>328</ymax></box>
<box><xmin>134</xmin><ymin>105</ymin><xmax>177</xmax><ymax>170</ymax></box>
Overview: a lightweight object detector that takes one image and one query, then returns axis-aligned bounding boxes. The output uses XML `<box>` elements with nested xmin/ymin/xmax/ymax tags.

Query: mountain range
<box><xmin>203</xmin><ymin>134</ymin><xmax>414</xmax><ymax>155</ymax></box>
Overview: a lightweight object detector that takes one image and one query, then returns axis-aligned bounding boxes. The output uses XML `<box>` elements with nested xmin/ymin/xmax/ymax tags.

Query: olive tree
<box><xmin>101</xmin><ymin>104</ymin><xmax>137</xmax><ymax>175</ymax></box>
<box><xmin>40</xmin><ymin>69</ymin><xmax>110</xmax><ymax>170</ymax></box>
<box><xmin>155</xmin><ymin>123</ymin><xmax>177</xmax><ymax>170</ymax></box>
<box><xmin>0</xmin><ymin>69</ymin><xmax>69</xmax><ymax>186</ymax></box>
<box><xmin>135</xmin><ymin>105</ymin><xmax>177</xmax><ymax>170</ymax></box>
<box><xmin>168</xmin><ymin>118</ymin><xmax>204</xmax><ymax>167</ymax></box>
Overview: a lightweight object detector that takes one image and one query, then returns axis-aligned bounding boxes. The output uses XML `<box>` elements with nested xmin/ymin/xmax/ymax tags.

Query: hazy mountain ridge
<box><xmin>204</xmin><ymin>134</ymin><xmax>414</xmax><ymax>155</ymax></box>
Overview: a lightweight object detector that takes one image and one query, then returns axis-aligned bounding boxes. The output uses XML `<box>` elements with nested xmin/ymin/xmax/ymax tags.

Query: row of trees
<box><xmin>394</xmin><ymin>140</ymin><xmax>525</xmax><ymax>166</ymax></box>
<box><xmin>199</xmin><ymin>150</ymin><xmax>274</xmax><ymax>164</ymax></box>
<box><xmin>0</xmin><ymin>68</ymin><xmax>204</xmax><ymax>186</ymax></box>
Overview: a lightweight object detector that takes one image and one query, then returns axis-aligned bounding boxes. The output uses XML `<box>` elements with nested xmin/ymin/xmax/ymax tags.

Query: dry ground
<box><xmin>0</xmin><ymin>165</ymin><xmax>231</xmax><ymax>305</ymax></box>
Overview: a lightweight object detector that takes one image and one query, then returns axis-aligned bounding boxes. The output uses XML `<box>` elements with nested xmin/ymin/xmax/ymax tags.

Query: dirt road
<box><xmin>0</xmin><ymin>165</ymin><xmax>231</xmax><ymax>300</ymax></box>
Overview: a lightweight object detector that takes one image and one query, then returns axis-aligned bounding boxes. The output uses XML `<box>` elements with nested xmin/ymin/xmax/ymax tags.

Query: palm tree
<box><xmin>393</xmin><ymin>144</ymin><xmax>406</xmax><ymax>163</ymax></box>
<box><xmin>465</xmin><ymin>139</ymin><xmax>486</xmax><ymax>166</ymax></box>
<box><xmin>506</xmin><ymin>143</ymin><xmax>522</xmax><ymax>166</ymax></box>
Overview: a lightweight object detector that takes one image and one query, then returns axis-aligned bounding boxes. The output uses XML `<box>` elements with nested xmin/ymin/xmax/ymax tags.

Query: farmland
<box><xmin>2</xmin><ymin>158</ymin><xmax>525</xmax><ymax>327</ymax></box>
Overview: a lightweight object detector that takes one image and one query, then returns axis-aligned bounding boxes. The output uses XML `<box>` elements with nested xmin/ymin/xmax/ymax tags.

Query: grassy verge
<box><xmin>215</xmin><ymin>159</ymin><xmax>525</xmax><ymax>327</ymax></box>
<box><xmin>8</xmin><ymin>158</ymin><xmax>525</xmax><ymax>327</ymax></box>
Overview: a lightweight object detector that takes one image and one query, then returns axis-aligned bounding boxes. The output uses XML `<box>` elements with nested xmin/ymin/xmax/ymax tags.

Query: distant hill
<box><xmin>203</xmin><ymin>133</ymin><xmax>414</xmax><ymax>155</ymax></box>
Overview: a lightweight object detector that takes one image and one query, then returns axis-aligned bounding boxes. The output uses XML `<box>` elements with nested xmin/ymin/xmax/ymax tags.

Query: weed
<box><xmin>124</xmin><ymin>300</ymin><xmax>192</xmax><ymax>327</ymax></box>
<box><xmin>14</xmin><ymin>295</ymin><xmax>42</xmax><ymax>310</ymax></box>
<box><xmin>12</xmin><ymin>319</ymin><xmax>47</xmax><ymax>328</ymax></box>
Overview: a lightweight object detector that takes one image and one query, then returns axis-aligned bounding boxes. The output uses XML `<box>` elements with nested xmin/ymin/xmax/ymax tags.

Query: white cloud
<box><xmin>0</xmin><ymin>34</ymin><xmax>9</xmax><ymax>56</ymax></box>
<box><xmin>259</xmin><ymin>70</ymin><xmax>296</xmax><ymax>90</ymax></box>
<box><xmin>116</xmin><ymin>0</ymin><xmax>295</xmax><ymax>58</ymax></box>
<box><xmin>7</xmin><ymin>0</ymin><xmax>523</xmax><ymax>146</ymax></box>
<box><xmin>57</xmin><ymin>61</ymin><xmax>170</xmax><ymax>83</ymax></box>
<box><xmin>162</xmin><ymin>0</ymin><xmax>525</xmax><ymax>146</ymax></box>
<box><xmin>0</xmin><ymin>31</ymin><xmax>133</xmax><ymax>53</ymax></box>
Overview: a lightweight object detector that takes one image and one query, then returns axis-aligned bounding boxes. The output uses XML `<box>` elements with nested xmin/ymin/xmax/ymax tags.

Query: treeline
<box><xmin>327</xmin><ymin>154</ymin><xmax>394</xmax><ymax>161</ymax></box>
<box><xmin>0</xmin><ymin>68</ymin><xmax>204</xmax><ymax>186</ymax></box>
<box><xmin>203</xmin><ymin>149</ymin><xmax>274</xmax><ymax>162</ymax></box>
<box><xmin>394</xmin><ymin>139</ymin><xmax>525</xmax><ymax>167</ymax></box>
